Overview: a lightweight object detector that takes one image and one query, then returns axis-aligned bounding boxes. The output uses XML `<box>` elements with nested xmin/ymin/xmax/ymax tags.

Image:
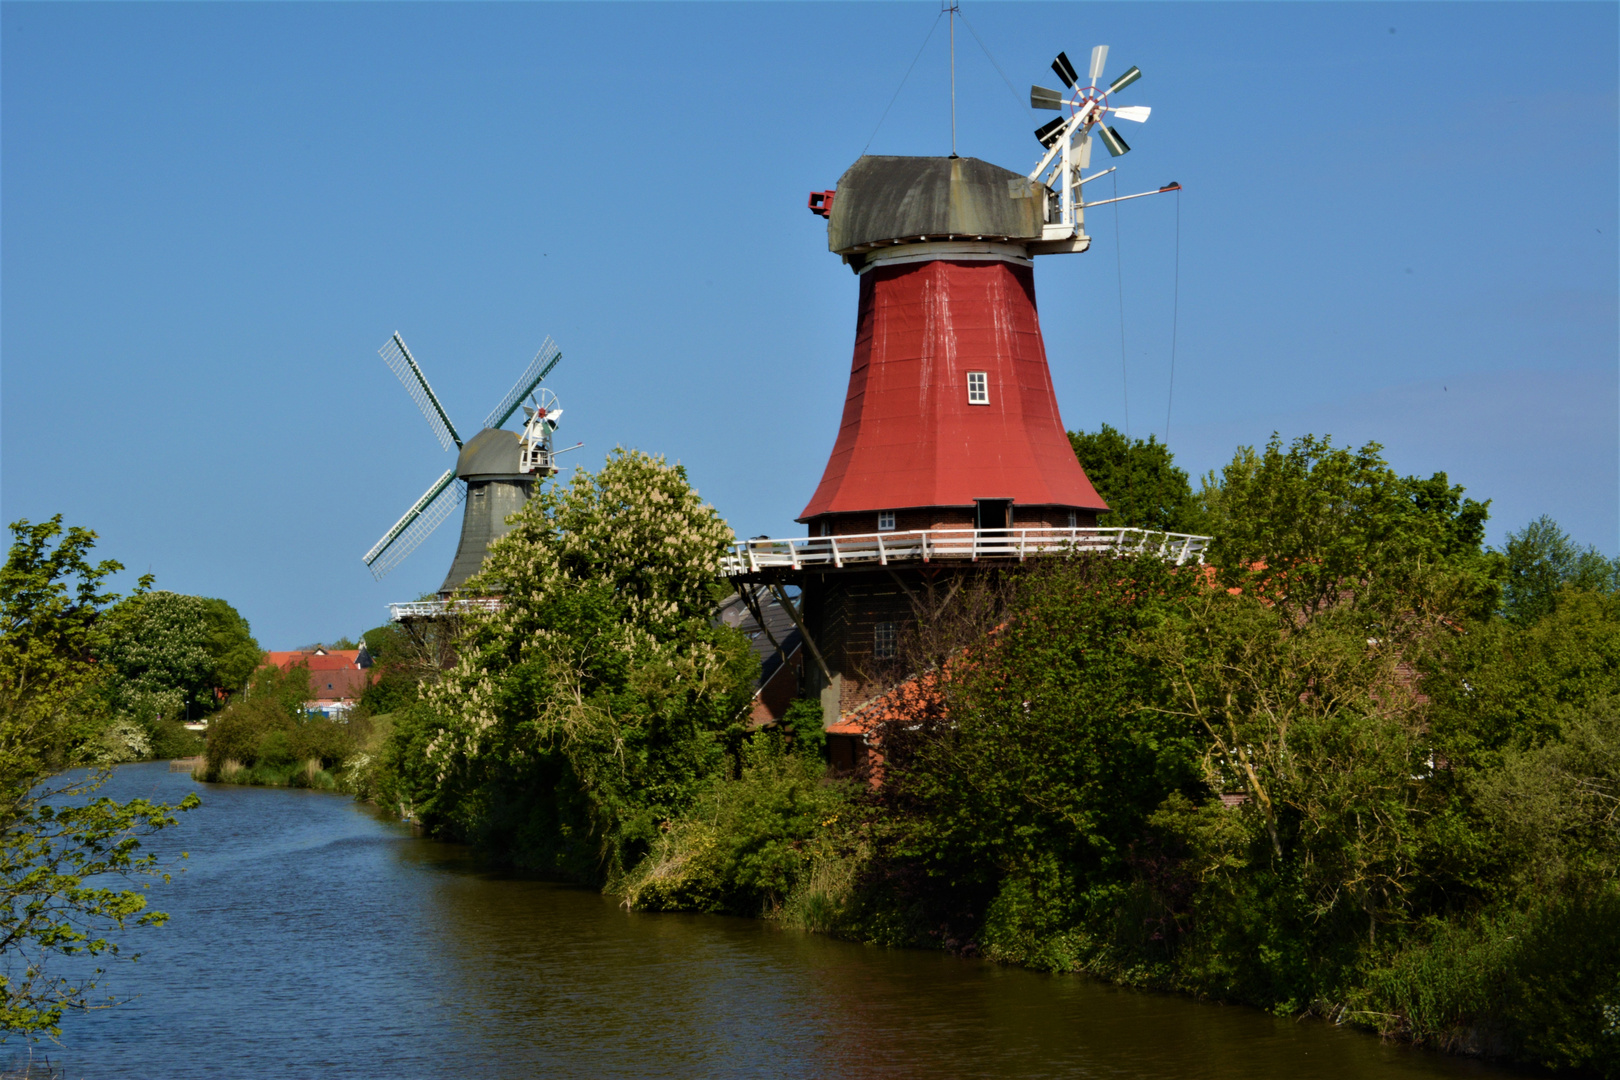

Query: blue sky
<box><xmin>3</xmin><ymin>2</ymin><xmax>1616</xmax><ymax>649</ymax></box>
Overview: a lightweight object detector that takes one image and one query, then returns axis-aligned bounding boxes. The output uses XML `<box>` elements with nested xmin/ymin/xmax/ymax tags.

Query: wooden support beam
<box><xmin>768</xmin><ymin>581</ymin><xmax>833</xmax><ymax>686</ymax></box>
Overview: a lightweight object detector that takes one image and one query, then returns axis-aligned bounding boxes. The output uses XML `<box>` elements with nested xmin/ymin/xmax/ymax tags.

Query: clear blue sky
<box><xmin>3</xmin><ymin>2</ymin><xmax>1616</xmax><ymax>649</ymax></box>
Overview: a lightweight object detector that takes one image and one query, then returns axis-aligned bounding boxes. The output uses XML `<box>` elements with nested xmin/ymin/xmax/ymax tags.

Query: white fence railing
<box><xmin>388</xmin><ymin>597</ymin><xmax>505</xmax><ymax>622</ymax></box>
<box><xmin>722</xmin><ymin>527</ymin><xmax>1212</xmax><ymax>576</ymax></box>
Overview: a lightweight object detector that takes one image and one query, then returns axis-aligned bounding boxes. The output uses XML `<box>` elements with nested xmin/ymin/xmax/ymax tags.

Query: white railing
<box><xmin>388</xmin><ymin>597</ymin><xmax>505</xmax><ymax>622</ymax></box>
<box><xmin>722</xmin><ymin>527</ymin><xmax>1212</xmax><ymax>576</ymax></box>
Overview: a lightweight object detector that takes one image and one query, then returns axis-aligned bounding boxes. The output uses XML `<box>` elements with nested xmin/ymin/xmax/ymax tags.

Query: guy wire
<box><xmin>1165</xmin><ymin>187</ymin><xmax>1181</xmax><ymax>444</ymax></box>
<box><xmin>1113</xmin><ymin>169</ymin><xmax>1134</xmax><ymax>520</ymax></box>
<box><xmin>1113</xmin><ymin>169</ymin><xmax>1130</xmax><ymax>444</ymax></box>
<box><xmin>863</xmin><ymin>11</ymin><xmax>945</xmax><ymax>155</ymax></box>
<box><xmin>958</xmin><ymin>8</ymin><xmax>1033</xmax><ymax>123</ymax></box>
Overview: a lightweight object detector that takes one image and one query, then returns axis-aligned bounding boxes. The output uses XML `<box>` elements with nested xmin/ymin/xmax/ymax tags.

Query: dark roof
<box><xmin>827</xmin><ymin>156</ymin><xmax>1046</xmax><ymax>255</ymax></box>
<box><xmin>456</xmin><ymin>427</ymin><xmax>524</xmax><ymax>480</ymax></box>
<box><xmin>716</xmin><ymin>588</ymin><xmax>802</xmax><ymax>689</ymax></box>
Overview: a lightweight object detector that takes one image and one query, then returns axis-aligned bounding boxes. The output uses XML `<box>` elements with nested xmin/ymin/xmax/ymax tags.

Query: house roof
<box><xmin>716</xmin><ymin>588</ymin><xmax>802</xmax><ymax>690</ymax></box>
<box><xmin>261</xmin><ymin>650</ymin><xmax>371</xmax><ymax>701</ymax></box>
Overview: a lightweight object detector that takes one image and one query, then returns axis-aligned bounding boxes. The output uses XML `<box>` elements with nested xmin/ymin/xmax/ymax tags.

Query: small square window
<box><xmin>878</xmin><ymin>511</ymin><xmax>896</xmax><ymax>532</ymax></box>
<box><xmin>874</xmin><ymin>622</ymin><xmax>898</xmax><ymax>660</ymax></box>
<box><xmin>967</xmin><ymin>371</ymin><xmax>989</xmax><ymax>405</ymax></box>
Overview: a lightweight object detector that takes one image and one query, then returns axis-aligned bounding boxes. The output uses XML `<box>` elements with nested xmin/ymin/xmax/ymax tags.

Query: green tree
<box><xmin>866</xmin><ymin>554</ymin><xmax>1208</xmax><ymax>969</ymax></box>
<box><xmin>1068</xmin><ymin>425</ymin><xmax>1205</xmax><ymax>533</ymax></box>
<box><xmin>99</xmin><ymin>592</ymin><xmax>258</xmax><ymax>758</ymax></box>
<box><xmin>199</xmin><ymin>598</ymin><xmax>260</xmax><ymax>698</ymax></box>
<box><xmin>101</xmin><ymin>593</ymin><xmax>214</xmax><ymax>728</ymax></box>
<box><xmin>0</xmin><ymin>517</ymin><xmax>196</xmax><ymax>1039</ymax></box>
<box><xmin>1500</xmin><ymin>515</ymin><xmax>1620</xmax><ymax>623</ymax></box>
<box><xmin>204</xmin><ymin>663</ymin><xmax>352</xmax><ymax>777</ymax></box>
<box><xmin>1203</xmin><ymin>434</ymin><xmax>1491</xmax><ymax>617</ymax></box>
<box><xmin>399</xmin><ymin>448</ymin><xmax>758</xmax><ymax>881</ymax></box>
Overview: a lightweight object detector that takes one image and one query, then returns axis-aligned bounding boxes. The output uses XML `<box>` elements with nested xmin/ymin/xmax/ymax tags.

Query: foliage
<box><xmin>357</xmin><ymin>624</ymin><xmax>427</xmax><ymax>716</ymax></box>
<box><xmin>1499</xmin><ymin>515</ymin><xmax>1620</xmax><ymax>623</ymax></box>
<box><xmin>96</xmin><ymin>591</ymin><xmax>257</xmax><ymax>760</ymax></box>
<box><xmin>622</xmin><ymin>733</ymin><xmax>851</xmax><ymax>915</ymax></box>
<box><xmin>1202</xmin><ymin>434</ymin><xmax>1492</xmax><ymax>617</ymax></box>
<box><xmin>1068</xmin><ymin>424</ymin><xmax>1205</xmax><ymax>534</ymax></box>
<box><xmin>1138</xmin><ymin>585</ymin><xmax>1443</xmax><ymax>1007</ymax></box>
<box><xmin>782</xmin><ymin>698</ymin><xmax>827</xmax><ymax>759</ymax></box>
<box><xmin>1422</xmin><ymin>588</ymin><xmax>1620</xmax><ymax>765</ymax></box>
<box><xmin>203</xmin><ymin>664</ymin><xmax>353</xmax><ymax>778</ymax></box>
<box><xmin>385</xmin><ymin>448</ymin><xmax>758</xmax><ymax>882</ymax></box>
<box><xmin>0</xmin><ymin>518</ymin><xmax>195</xmax><ymax>1040</ymax></box>
<box><xmin>863</xmin><ymin>554</ymin><xmax>1207</xmax><ymax>967</ymax></box>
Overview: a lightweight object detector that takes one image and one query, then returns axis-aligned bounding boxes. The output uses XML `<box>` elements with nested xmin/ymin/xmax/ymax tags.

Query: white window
<box><xmin>878</xmin><ymin>511</ymin><xmax>896</xmax><ymax>532</ymax></box>
<box><xmin>967</xmin><ymin>371</ymin><xmax>989</xmax><ymax>405</ymax></box>
<box><xmin>874</xmin><ymin>622</ymin><xmax>898</xmax><ymax>660</ymax></box>
<box><xmin>1068</xmin><ymin>510</ymin><xmax>1078</xmax><ymax>528</ymax></box>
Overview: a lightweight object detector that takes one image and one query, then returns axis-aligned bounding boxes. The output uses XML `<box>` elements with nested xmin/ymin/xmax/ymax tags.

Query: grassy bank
<box><xmin>194</xmin><ymin>756</ymin><xmax>340</xmax><ymax>791</ymax></box>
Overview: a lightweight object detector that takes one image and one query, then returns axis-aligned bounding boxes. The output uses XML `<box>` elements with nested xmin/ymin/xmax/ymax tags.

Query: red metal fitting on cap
<box><xmin>808</xmin><ymin>190</ymin><xmax>836</xmax><ymax>218</ymax></box>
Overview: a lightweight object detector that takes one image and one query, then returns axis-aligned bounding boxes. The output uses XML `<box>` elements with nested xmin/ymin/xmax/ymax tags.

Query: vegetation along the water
<box><xmin>3</xmin><ymin>437</ymin><xmax>1618</xmax><ymax>1075</ymax></box>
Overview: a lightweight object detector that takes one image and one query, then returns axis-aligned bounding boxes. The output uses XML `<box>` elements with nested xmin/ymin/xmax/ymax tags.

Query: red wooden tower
<box><xmin>725</xmin><ymin>47</ymin><xmax>1188</xmax><ymax>742</ymax></box>
<box><xmin>801</xmin><ymin>155</ymin><xmax>1107</xmax><ymax>538</ymax></box>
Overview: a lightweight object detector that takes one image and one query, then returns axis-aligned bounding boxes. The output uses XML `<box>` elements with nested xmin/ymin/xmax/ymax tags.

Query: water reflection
<box><xmin>22</xmin><ymin>764</ymin><xmax>1529</xmax><ymax>1080</ymax></box>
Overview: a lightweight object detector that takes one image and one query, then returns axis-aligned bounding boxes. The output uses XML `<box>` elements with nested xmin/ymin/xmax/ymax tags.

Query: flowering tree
<box><xmin>404</xmin><ymin>449</ymin><xmax>757</xmax><ymax>881</ymax></box>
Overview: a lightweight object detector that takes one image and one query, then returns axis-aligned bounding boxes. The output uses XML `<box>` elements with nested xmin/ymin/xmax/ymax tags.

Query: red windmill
<box><xmin>728</xmin><ymin>44</ymin><xmax>1196</xmax><ymax>745</ymax></box>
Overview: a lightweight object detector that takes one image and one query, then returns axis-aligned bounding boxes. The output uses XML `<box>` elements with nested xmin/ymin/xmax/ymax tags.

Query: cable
<box><xmin>1113</xmin><ymin>169</ymin><xmax>1134</xmax><ymax>523</ymax></box>
<box><xmin>1113</xmin><ymin>170</ymin><xmax>1130</xmax><ymax>444</ymax></box>
<box><xmin>958</xmin><ymin>8</ymin><xmax>1033</xmax><ymax>124</ymax></box>
<box><xmin>1164</xmin><ymin>188</ymin><xmax>1181</xmax><ymax>444</ymax></box>
<box><xmin>863</xmin><ymin>11</ymin><xmax>945</xmax><ymax>156</ymax></box>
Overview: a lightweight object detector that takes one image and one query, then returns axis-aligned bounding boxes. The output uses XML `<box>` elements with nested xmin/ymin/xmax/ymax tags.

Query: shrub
<box><xmin>622</xmin><ymin>734</ymin><xmax>853</xmax><ymax>915</ymax></box>
<box><xmin>204</xmin><ymin>664</ymin><xmax>355</xmax><ymax>779</ymax></box>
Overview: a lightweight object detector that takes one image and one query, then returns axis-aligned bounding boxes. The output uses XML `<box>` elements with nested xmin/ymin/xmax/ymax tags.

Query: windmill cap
<box><xmin>456</xmin><ymin>428</ymin><xmax>526</xmax><ymax>480</ymax></box>
<box><xmin>827</xmin><ymin>155</ymin><xmax>1045</xmax><ymax>256</ymax></box>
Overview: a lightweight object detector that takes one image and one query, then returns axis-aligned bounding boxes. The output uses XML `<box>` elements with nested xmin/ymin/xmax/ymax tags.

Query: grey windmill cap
<box><xmin>826</xmin><ymin>156</ymin><xmax>1046</xmax><ymax>257</ymax></box>
<box><xmin>456</xmin><ymin>428</ymin><xmax>525</xmax><ymax>481</ymax></box>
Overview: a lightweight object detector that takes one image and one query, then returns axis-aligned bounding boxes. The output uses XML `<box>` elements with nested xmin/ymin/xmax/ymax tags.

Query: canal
<box><xmin>22</xmin><ymin>763</ymin><xmax>1531</xmax><ymax>1079</ymax></box>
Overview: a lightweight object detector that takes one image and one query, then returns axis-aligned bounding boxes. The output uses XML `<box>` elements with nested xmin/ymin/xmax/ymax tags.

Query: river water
<box><xmin>16</xmin><ymin>763</ymin><xmax>1531</xmax><ymax>1079</ymax></box>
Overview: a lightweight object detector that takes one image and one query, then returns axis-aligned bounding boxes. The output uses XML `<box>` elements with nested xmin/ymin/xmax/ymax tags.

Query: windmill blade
<box><xmin>1088</xmin><ymin>45</ymin><xmax>1109</xmax><ymax>86</ymax></box>
<box><xmin>1111</xmin><ymin>105</ymin><xmax>1152</xmax><ymax>123</ymax></box>
<box><xmin>1051</xmin><ymin>51</ymin><xmax>1079</xmax><ymax>89</ymax></box>
<box><xmin>380</xmin><ymin>334</ymin><xmax>461</xmax><ymax>451</ymax></box>
<box><xmin>1034</xmin><ymin>116</ymin><xmax>1067</xmax><ymax>148</ymax></box>
<box><xmin>1030</xmin><ymin>85</ymin><xmax>1065</xmax><ymax>111</ymax></box>
<box><xmin>1107</xmin><ymin>66</ymin><xmax>1142</xmax><ymax>95</ymax></box>
<box><xmin>484</xmin><ymin>337</ymin><xmax>562</xmax><ymax>431</ymax></box>
<box><xmin>1077</xmin><ymin>133</ymin><xmax>1093</xmax><ymax>170</ymax></box>
<box><xmin>1097</xmin><ymin>125</ymin><xmax>1132</xmax><ymax>157</ymax></box>
<box><xmin>363</xmin><ymin>468</ymin><xmax>466</xmax><ymax>579</ymax></box>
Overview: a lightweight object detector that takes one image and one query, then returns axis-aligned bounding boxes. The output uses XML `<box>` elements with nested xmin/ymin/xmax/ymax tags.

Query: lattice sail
<box><xmin>363</xmin><ymin>468</ymin><xmax>466</xmax><ymax>580</ymax></box>
<box><xmin>484</xmin><ymin>337</ymin><xmax>562</xmax><ymax>431</ymax></box>
<box><xmin>380</xmin><ymin>333</ymin><xmax>462</xmax><ymax>451</ymax></box>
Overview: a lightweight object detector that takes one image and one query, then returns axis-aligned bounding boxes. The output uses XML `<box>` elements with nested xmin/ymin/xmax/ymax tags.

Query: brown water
<box><xmin>22</xmin><ymin>763</ymin><xmax>1533</xmax><ymax>1079</ymax></box>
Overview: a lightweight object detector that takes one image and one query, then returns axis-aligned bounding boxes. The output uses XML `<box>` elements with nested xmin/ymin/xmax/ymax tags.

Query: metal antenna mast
<box><xmin>945</xmin><ymin>0</ymin><xmax>959</xmax><ymax>155</ymax></box>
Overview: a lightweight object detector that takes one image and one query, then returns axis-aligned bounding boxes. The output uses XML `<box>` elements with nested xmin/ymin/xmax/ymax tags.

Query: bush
<box><xmin>147</xmin><ymin>719</ymin><xmax>203</xmax><ymax>760</ymax></box>
<box><xmin>204</xmin><ymin>664</ymin><xmax>354</xmax><ymax>779</ymax></box>
<box><xmin>622</xmin><ymin>734</ymin><xmax>853</xmax><ymax>915</ymax></box>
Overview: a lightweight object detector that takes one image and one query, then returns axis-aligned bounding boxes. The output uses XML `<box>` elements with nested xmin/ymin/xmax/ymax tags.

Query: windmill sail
<box><xmin>363</xmin><ymin>468</ymin><xmax>467</xmax><ymax>579</ymax></box>
<box><xmin>484</xmin><ymin>337</ymin><xmax>562</xmax><ymax>431</ymax></box>
<box><xmin>380</xmin><ymin>333</ymin><xmax>462</xmax><ymax>451</ymax></box>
